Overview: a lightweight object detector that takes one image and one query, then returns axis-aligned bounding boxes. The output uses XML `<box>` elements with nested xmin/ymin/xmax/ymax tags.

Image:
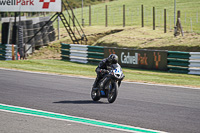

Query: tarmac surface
<box><xmin>0</xmin><ymin>69</ymin><xmax>200</xmax><ymax>133</ymax></box>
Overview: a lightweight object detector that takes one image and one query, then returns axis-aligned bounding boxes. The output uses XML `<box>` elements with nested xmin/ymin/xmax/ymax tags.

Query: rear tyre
<box><xmin>91</xmin><ymin>88</ymin><xmax>101</xmax><ymax>101</ymax></box>
<box><xmin>107</xmin><ymin>82</ymin><xmax>118</xmax><ymax>103</ymax></box>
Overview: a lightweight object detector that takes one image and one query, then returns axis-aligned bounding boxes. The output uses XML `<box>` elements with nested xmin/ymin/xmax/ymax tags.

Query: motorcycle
<box><xmin>91</xmin><ymin>63</ymin><xmax>125</xmax><ymax>103</ymax></box>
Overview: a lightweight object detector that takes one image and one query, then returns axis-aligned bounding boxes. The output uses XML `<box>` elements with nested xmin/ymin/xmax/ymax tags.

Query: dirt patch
<box><xmin>28</xmin><ymin>43</ymin><xmax>61</xmax><ymax>60</ymax></box>
<box><xmin>86</xmin><ymin>29</ymin><xmax>124</xmax><ymax>45</ymax></box>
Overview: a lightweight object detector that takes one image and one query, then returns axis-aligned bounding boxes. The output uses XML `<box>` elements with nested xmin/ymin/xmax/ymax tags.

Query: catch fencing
<box><xmin>71</xmin><ymin>4</ymin><xmax>200</xmax><ymax>33</ymax></box>
<box><xmin>167</xmin><ymin>51</ymin><xmax>200</xmax><ymax>75</ymax></box>
<box><xmin>61</xmin><ymin>43</ymin><xmax>104</xmax><ymax>64</ymax></box>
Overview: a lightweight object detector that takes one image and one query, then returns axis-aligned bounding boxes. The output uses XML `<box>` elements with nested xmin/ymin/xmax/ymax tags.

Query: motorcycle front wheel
<box><xmin>107</xmin><ymin>82</ymin><xmax>118</xmax><ymax>103</ymax></box>
<box><xmin>91</xmin><ymin>88</ymin><xmax>101</xmax><ymax>101</ymax></box>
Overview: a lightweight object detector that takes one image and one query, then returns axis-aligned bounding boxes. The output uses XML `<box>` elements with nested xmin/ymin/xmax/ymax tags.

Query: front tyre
<box><xmin>91</xmin><ymin>88</ymin><xmax>101</xmax><ymax>101</ymax></box>
<box><xmin>107</xmin><ymin>82</ymin><xmax>118</xmax><ymax>103</ymax></box>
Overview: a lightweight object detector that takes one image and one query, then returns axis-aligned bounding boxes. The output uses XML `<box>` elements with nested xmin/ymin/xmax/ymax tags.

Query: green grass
<box><xmin>64</xmin><ymin>0</ymin><xmax>200</xmax><ymax>33</ymax></box>
<box><xmin>0</xmin><ymin>59</ymin><xmax>200</xmax><ymax>88</ymax></box>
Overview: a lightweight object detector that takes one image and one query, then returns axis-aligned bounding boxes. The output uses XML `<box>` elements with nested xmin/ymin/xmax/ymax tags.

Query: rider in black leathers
<box><xmin>93</xmin><ymin>54</ymin><xmax>118</xmax><ymax>88</ymax></box>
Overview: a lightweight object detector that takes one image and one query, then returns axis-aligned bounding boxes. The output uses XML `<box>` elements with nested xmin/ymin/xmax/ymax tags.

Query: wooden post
<box><xmin>89</xmin><ymin>5</ymin><xmax>91</xmax><ymax>26</ymax></box>
<box><xmin>174</xmin><ymin>10</ymin><xmax>184</xmax><ymax>36</ymax></box>
<box><xmin>177</xmin><ymin>10</ymin><xmax>180</xmax><ymax>20</ymax></box>
<box><xmin>190</xmin><ymin>18</ymin><xmax>193</xmax><ymax>32</ymax></box>
<box><xmin>153</xmin><ymin>7</ymin><xmax>155</xmax><ymax>30</ymax></box>
<box><xmin>141</xmin><ymin>5</ymin><xmax>144</xmax><ymax>27</ymax></box>
<box><xmin>105</xmin><ymin>5</ymin><xmax>108</xmax><ymax>27</ymax></box>
<box><xmin>12</xmin><ymin>44</ymin><xmax>15</xmax><ymax>60</ymax></box>
<box><xmin>123</xmin><ymin>5</ymin><xmax>125</xmax><ymax>27</ymax></box>
<box><xmin>164</xmin><ymin>9</ymin><xmax>167</xmax><ymax>33</ymax></box>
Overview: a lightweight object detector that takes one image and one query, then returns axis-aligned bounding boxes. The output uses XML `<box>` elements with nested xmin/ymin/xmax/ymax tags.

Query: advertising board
<box><xmin>104</xmin><ymin>47</ymin><xmax>168</xmax><ymax>71</ymax></box>
<box><xmin>0</xmin><ymin>0</ymin><xmax>61</xmax><ymax>12</ymax></box>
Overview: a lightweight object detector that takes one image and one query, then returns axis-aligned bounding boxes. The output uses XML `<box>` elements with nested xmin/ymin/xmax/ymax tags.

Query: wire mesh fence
<box><xmin>0</xmin><ymin>4</ymin><xmax>200</xmax><ymax>34</ymax></box>
<box><xmin>70</xmin><ymin>4</ymin><xmax>200</xmax><ymax>33</ymax></box>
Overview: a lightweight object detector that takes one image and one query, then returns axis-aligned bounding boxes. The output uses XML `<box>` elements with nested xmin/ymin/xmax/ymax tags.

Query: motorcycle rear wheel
<box><xmin>91</xmin><ymin>88</ymin><xmax>101</xmax><ymax>101</ymax></box>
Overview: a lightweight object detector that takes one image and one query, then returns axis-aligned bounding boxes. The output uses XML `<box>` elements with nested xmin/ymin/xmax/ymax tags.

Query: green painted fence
<box><xmin>167</xmin><ymin>51</ymin><xmax>190</xmax><ymax>74</ymax></box>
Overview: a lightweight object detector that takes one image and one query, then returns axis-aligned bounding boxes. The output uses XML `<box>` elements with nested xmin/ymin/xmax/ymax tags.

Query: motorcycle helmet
<box><xmin>108</xmin><ymin>54</ymin><xmax>118</xmax><ymax>64</ymax></box>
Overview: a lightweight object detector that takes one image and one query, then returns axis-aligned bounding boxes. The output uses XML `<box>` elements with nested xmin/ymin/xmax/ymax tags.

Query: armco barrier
<box><xmin>0</xmin><ymin>43</ymin><xmax>6</xmax><ymax>60</ymax></box>
<box><xmin>167</xmin><ymin>51</ymin><xmax>190</xmax><ymax>74</ymax></box>
<box><xmin>61</xmin><ymin>43</ymin><xmax>104</xmax><ymax>64</ymax></box>
<box><xmin>0</xmin><ymin>44</ymin><xmax>18</xmax><ymax>60</ymax></box>
<box><xmin>5</xmin><ymin>44</ymin><xmax>17</xmax><ymax>60</ymax></box>
<box><xmin>189</xmin><ymin>52</ymin><xmax>200</xmax><ymax>75</ymax></box>
<box><xmin>167</xmin><ymin>51</ymin><xmax>200</xmax><ymax>75</ymax></box>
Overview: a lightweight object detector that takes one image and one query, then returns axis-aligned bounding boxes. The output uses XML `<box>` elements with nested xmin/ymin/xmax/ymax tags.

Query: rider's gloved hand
<box><xmin>101</xmin><ymin>69</ymin><xmax>109</xmax><ymax>74</ymax></box>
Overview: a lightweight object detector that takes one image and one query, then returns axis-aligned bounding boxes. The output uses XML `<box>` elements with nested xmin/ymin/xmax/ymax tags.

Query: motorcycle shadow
<box><xmin>53</xmin><ymin>100</ymin><xmax>107</xmax><ymax>104</ymax></box>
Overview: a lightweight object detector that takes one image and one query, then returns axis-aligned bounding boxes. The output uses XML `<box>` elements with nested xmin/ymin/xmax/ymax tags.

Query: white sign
<box><xmin>0</xmin><ymin>0</ymin><xmax>61</xmax><ymax>12</ymax></box>
<box><xmin>121</xmin><ymin>52</ymin><xmax>138</xmax><ymax>64</ymax></box>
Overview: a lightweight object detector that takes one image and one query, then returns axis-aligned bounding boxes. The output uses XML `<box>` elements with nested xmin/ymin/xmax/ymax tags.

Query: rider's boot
<box><xmin>92</xmin><ymin>76</ymin><xmax>101</xmax><ymax>90</ymax></box>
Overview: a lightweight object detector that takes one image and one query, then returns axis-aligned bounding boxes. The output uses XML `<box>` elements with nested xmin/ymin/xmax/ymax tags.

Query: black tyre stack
<box><xmin>48</xmin><ymin>21</ymin><xmax>56</xmax><ymax>42</ymax></box>
<box><xmin>18</xmin><ymin>25</ymin><xmax>24</xmax><ymax>58</ymax></box>
<box><xmin>1</xmin><ymin>22</ymin><xmax>9</xmax><ymax>44</ymax></box>
<box><xmin>33</xmin><ymin>23</ymin><xmax>43</xmax><ymax>48</ymax></box>
<box><xmin>40</xmin><ymin>21</ymin><xmax>49</xmax><ymax>46</ymax></box>
<box><xmin>1</xmin><ymin>16</ymin><xmax>56</xmax><ymax>53</ymax></box>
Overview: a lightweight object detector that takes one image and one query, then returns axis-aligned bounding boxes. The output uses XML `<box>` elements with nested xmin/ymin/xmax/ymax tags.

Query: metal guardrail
<box><xmin>167</xmin><ymin>51</ymin><xmax>200</xmax><ymax>75</ymax></box>
<box><xmin>0</xmin><ymin>43</ymin><xmax>6</xmax><ymax>60</ymax></box>
<box><xmin>0</xmin><ymin>44</ymin><xmax>18</xmax><ymax>60</ymax></box>
<box><xmin>189</xmin><ymin>52</ymin><xmax>200</xmax><ymax>75</ymax></box>
<box><xmin>61</xmin><ymin>43</ymin><xmax>104</xmax><ymax>64</ymax></box>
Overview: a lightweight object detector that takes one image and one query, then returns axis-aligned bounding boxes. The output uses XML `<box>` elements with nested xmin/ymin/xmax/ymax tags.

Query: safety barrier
<box><xmin>167</xmin><ymin>51</ymin><xmax>200</xmax><ymax>75</ymax></box>
<box><xmin>61</xmin><ymin>44</ymin><xmax>200</xmax><ymax>75</ymax></box>
<box><xmin>61</xmin><ymin>43</ymin><xmax>104</xmax><ymax>64</ymax></box>
<box><xmin>167</xmin><ymin>51</ymin><xmax>190</xmax><ymax>74</ymax></box>
<box><xmin>0</xmin><ymin>43</ymin><xmax>6</xmax><ymax>60</ymax></box>
<box><xmin>0</xmin><ymin>44</ymin><xmax>18</xmax><ymax>60</ymax></box>
<box><xmin>189</xmin><ymin>52</ymin><xmax>200</xmax><ymax>75</ymax></box>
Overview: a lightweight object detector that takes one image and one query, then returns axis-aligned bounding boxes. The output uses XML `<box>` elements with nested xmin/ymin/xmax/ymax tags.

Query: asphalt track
<box><xmin>0</xmin><ymin>69</ymin><xmax>200</xmax><ymax>133</ymax></box>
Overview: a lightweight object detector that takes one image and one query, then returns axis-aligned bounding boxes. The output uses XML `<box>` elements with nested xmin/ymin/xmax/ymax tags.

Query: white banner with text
<box><xmin>0</xmin><ymin>0</ymin><xmax>61</xmax><ymax>12</ymax></box>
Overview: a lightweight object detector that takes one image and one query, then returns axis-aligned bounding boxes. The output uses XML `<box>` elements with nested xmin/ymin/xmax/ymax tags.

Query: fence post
<box><xmin>190</xmin><ymin>18</ymin><xmax>193</xmax><ymax>32</ymax></box>
<box><xmin>89</xmin><ymin>5</ymin><xmax>91</xmax><ymax>26</ymax></box>
<box><xmin>123</xmin><ymin>5</ymin><xmax>125</xmax><ymax>27</ymax></box>
<box><xmin>177</xmin><ymin>10</ymin><xmax>181</xmax><ymax>20</ymax></box>
<box><xmin>153</xmin><ymin>7</ymin><xmax>155</xmax><ymax>30</ymax></box>
<box><xmin>164</xmin><ymin>9</ymin><xmax>167</xmax><ymax>33</ymax></box>
<box><xmin>105</xmin><ymin>5</ymin><xmax>108</xmax><ymax>27</ymax></box>
<box><xmin>141</xmin><ymin>5</ymin><xmax>144</xmax><ymax>27</ymax></box>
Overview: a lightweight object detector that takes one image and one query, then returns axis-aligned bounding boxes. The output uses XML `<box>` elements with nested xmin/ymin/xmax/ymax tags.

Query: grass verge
<box><xmin>0</xmin><ymin>59</ymin><xmax>200</xmax><ymax>88</ymax></box>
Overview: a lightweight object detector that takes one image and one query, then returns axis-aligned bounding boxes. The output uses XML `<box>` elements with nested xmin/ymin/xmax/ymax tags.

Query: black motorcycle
<box><xmin>91</xmin><ymin>63</ymin><xmax>125</xmax><ymax>103</ymax></box>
